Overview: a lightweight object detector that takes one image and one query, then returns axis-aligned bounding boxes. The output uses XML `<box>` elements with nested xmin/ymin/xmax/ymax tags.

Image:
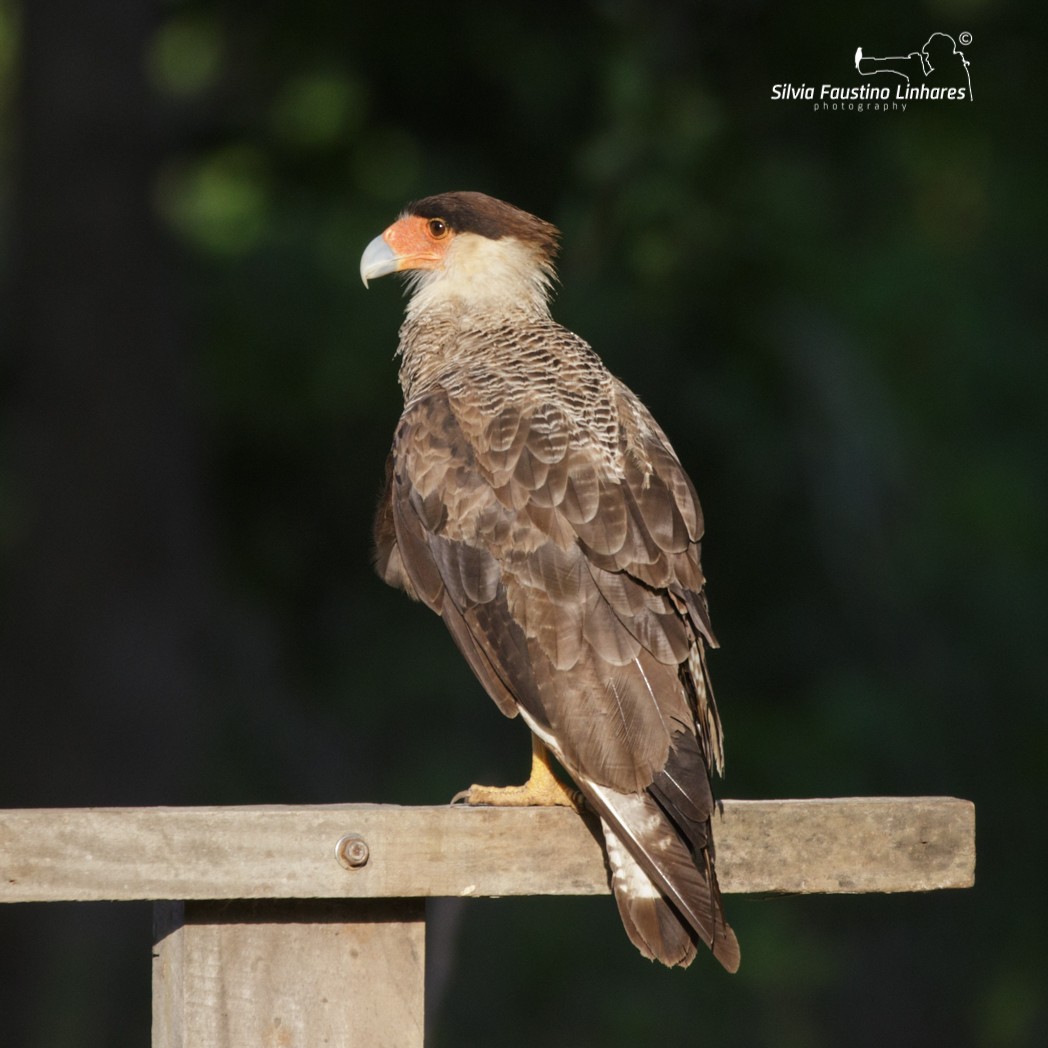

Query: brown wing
<box><xmin>377</xmin><ymin>384</ymin><xmax>738</xmax><ymax>970</ymax></box>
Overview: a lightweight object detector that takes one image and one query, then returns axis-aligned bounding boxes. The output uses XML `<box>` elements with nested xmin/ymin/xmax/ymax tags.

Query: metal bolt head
<box><xmin>335</xmin><ymin>833</ymin><xmax>370</xmax><ymax>870</ymax></box>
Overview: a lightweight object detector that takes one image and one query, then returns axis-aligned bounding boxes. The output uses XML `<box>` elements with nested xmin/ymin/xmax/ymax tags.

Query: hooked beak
<box><xmin>360</xmin><ymin>234</ymin><xmax>401</xmax><ymax>288</ymax></box>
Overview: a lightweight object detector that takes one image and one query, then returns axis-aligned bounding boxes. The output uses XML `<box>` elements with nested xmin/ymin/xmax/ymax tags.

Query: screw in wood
<box><xmin>335</xmin><ymin>833</ymin><xmax>370</xmax><ymax>870</ymax></box>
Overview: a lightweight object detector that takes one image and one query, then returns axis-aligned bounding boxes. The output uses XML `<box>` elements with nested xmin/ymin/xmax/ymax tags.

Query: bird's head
<box><xmin>360</xmin><ymin>191</ymin><xmax>560</xmax><ymax>316</ymax></box>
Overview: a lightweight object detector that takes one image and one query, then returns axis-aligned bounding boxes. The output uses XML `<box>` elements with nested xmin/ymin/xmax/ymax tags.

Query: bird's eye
<box><xmin>427</xmin><ymin>218</ymin><xmax>448</xmax><ymax>239</ymax></box>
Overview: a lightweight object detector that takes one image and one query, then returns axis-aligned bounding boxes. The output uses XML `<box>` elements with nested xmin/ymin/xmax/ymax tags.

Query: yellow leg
<box><xmin>451</xmin><ymin>736</ymin><xmax>585</xmax><ymax>810</ymax></box>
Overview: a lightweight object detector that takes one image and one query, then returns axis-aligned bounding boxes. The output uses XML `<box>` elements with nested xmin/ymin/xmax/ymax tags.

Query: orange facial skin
<box><xmin>381</xmin><ymin>215</ymin><xmax>453</xmax><ymax>273</ymax></box>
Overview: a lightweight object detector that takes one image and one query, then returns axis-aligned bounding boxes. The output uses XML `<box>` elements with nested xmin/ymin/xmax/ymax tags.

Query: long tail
<box><xmin>578</xmin><ymin>766</ymin><xmax>739</xmax><ymax>971</ymax></box>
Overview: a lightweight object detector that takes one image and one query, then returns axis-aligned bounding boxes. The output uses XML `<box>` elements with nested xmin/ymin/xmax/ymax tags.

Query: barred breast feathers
<box><xmin>397</xmin><ymin>309</ymin><xmax>634</xmax><ymax>479</ymax></box>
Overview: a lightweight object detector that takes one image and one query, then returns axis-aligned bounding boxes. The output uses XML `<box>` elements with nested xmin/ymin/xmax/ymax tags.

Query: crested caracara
<box><xmin>361</xmin><ymin>191</ymin><xmax>739</xmax><ymax>971</ymax></box>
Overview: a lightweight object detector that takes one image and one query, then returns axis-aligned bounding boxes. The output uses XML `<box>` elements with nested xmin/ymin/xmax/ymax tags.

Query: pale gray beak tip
<box><xmin>360</xmin><ymin>234</ymin><xmax>399</xmax><ymax>288</ymax></box>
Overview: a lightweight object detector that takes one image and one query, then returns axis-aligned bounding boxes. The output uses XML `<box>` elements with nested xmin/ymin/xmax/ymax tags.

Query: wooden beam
<box><xmin>0</xmin><ymin>798</ymin><xmax>973</xmax><ymax>903</ymax></box>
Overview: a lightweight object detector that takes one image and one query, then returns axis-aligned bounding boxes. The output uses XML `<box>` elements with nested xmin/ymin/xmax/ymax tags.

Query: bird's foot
<box><xmin>451</xmin><ymin>737</ymin><xmax>586</xmax><ymax>811</ymax></box>
<box><xmin>451</xmin><ymin>777</ymin><xmax>585</xmax><ymax>810</ymax></box>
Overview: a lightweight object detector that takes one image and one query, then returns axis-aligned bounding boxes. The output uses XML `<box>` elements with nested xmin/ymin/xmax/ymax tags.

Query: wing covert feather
<box><xmin>379</xmin><ymin>384</ymin><xmax>724</xmax><ymax>789</ymax></box>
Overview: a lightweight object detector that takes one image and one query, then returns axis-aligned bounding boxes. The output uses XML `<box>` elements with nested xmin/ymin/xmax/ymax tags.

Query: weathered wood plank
<box><xmin>0</xmin><ymin>797</ymin><xmax>974</xmax><ymax>903</ymax></box>
<box><xmin>152</xmin><ymin>899</ymin><xmax>425</xmax><ymax>1048</ymax></box>
<box><xmin>720</xmin><ymin>797</ymin><xmax>975</xmax><ymax>893</ymax></box>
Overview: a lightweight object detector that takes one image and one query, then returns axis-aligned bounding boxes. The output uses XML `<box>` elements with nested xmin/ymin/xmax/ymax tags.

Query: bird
<box><xmin>360</xmin><ymin>191</ymin><xmax>739</xmax><ymax>971</ymax></box>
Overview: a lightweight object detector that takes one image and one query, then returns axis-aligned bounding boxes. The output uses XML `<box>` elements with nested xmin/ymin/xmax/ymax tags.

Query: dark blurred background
<box><xmin>0</xmin><ymin>1</ymin><xmax>1044</xmax><ymax>1045</ymax></box>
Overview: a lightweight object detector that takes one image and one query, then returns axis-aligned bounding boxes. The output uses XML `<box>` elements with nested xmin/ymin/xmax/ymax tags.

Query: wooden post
<box><xmin>152</xmin><ymin>899</ymin><xmax>425</xmax><ymax>1048</ymax></box>
<box><xmin>0</xmin><ymin>798</ymin><xmax>975</xmax><ymax>1047</ymax></box>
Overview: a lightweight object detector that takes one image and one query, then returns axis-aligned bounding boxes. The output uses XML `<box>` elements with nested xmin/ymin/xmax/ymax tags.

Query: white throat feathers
<box><xmin>402</xmin><ymin>231</ymin><xmax>555</xmax><ymax>321</ymax></box>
